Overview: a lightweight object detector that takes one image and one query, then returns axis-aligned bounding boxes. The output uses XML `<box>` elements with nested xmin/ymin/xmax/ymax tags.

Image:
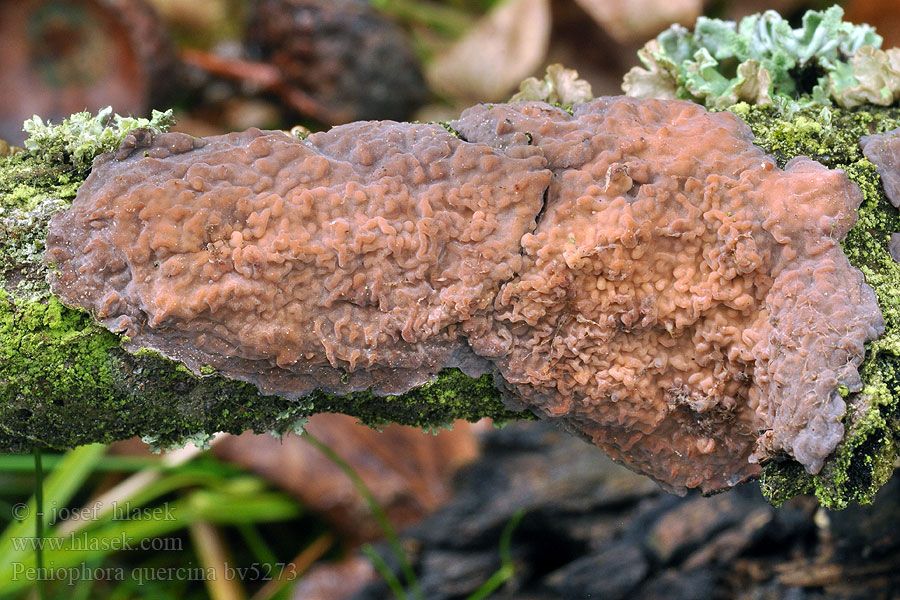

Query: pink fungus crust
<box><xmin>46</xmin><ymin>97</ymin><xmax>884</xmax><ymax>494</ymax></box>
<box><xmin>454</xmin><ymin>98</ymin><xmax>884</xmax><ymax>489</ymax></box>
<box><xmin>861</xmin><ymin>127</ymin><xmax>900</xmax><ymax>208</ymax></box>
<box><xmin>46</xmin><ymin>124</ymin><xmax>551</xmax><ymax>395</ymax></box>
<box><xmin>890</xmin><ymin>233</ymin><xmax>900</xmax><ymax>263</ymax></box>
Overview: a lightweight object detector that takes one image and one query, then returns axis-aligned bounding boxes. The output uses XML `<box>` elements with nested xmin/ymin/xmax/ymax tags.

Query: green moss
<box><xmin>0</xmin><ymin>152</ymin><xmax>79</xmax><ymax>297</ymax></box>
<box><xmin>313</xmin><ymin>369</ymin><xmax>529</xmax><ymax>430</ymax></box>
<box><xmin>0</xmin><ymin>285</ymin><xmax>305</xmax><ymax>451</ymax></box>
<box><xmin>737</xmin><ymin>102</ymin><xmax>900</xmax><ymax>508</ymax></box>
<box><xmin>0</xmin><ymin>275</ymin><xmax>517</xmax><ymax>452</ymax></box>
<box><xmin>438</xmin><ymin>122</ymin><xmax>464</xmax><ymax>139</ymax></box>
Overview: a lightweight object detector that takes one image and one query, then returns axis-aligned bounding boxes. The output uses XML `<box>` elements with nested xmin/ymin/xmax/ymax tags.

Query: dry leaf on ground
<box><xmin>427</xmin><ymin>0</ymin><xmax>551</xmax><ymax>103</ymax></box>
<box><xmin>572</xmin><ymin>0</ymin><xmax>701</xmax><ymax>43</ymax></box>
<box><xmin>213</xmin><ymin>414</ymin><xmax>480</xmax><ymax>544</ymax></box>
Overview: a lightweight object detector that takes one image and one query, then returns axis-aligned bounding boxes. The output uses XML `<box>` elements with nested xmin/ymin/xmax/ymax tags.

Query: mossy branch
<box><xmin>2</xmin><ymin>100</ymin><xmax>900</xmax><ymax>510</ymax></box>
<box><xmin>0</xmin><ymin>117</ymin><xmax>524</xmax><ymax>454</ymax></box>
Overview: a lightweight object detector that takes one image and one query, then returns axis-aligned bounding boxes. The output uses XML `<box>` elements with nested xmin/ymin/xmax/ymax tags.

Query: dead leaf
<box><xmin>212</xmin><ymin>414</ymin><xmax>480</xmax><ymax>544</ymax></box>
<box><xmin>845</xmin><ymin>0</ymin><xmax>900</xmax><ymax>48</ymax></box>
<box><xmin>572</xmin><ymin>0</ymin><xmax>701</xmax><ymax>43</ymax></box>
<box><xmin>426</xmin><ymin>0</ymin><xmax>551</xmax><ymax>103</ymax></box>
<box><xmin>289</xmin><ymin>556</ymin><xmax>376</xmax><ymax>600</ymax></box>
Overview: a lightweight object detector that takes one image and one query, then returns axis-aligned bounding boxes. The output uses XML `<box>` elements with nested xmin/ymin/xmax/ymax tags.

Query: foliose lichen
<box><xmin>510</xmin><ymin>64</ymin><xmax>594</xmax><ymax>107</ymax></box>
<box><xmin>623</xmin><ymin>6</ymin><xmax>900</xmax><ymax>112</ymax></box>
<box><xmin>22</xmin><ymin>106</ymin><xmax>175</xmax><ymax>172</ymax></box>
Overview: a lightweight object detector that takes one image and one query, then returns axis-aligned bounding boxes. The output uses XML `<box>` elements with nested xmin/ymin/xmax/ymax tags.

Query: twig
<box><xmin>180</xmin><ymin>48</ymin><xmax>339</xmax><ymax>123</ymax></box>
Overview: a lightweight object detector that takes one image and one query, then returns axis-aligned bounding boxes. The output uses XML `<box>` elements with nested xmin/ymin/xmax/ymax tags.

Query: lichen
<box><xmin>737</xmin><ymin>102</ymin><xmax>900</xmax><ymax>508</ymax></box>
<box><xmin>623</xmin><ymin>7</ymin><xmax>900</xmax><ymax>112</ymax></box>
<box><xmin>22</xmin><ymin>106</ymin><xmax>175</xmax><ymax>172</ymax></box>
<box><xmin>510</xmin><ymin>64</ymin><xmax>594</xmax><ymax>107</ymax></box>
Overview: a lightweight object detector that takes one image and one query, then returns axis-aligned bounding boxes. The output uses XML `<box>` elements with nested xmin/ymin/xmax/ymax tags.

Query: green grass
<box><xmin>0</xmin><ymin>443</ymin><xmax>321</xmax><ymax>599</ymax></box>
<box><xmin>0</xmin><ymin>429</ymin><xmax>527</xmax><ymax>600</ymax></box>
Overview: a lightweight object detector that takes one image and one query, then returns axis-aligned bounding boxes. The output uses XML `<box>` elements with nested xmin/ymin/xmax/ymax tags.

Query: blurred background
<box><xmin>2</xmin><ymin>1</ymin><xmax>900</xmax><ymax>599</ymax></box>
<box><xmin>5</xmin><ymin>0</ymin><xmax>900</xmax><ymax>146</ymax></box>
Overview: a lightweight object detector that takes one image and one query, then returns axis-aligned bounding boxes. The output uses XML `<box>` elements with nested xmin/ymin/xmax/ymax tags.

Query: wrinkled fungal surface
<box><xmin>47</xmin><ymin>125</ymin><xmax>550</xmax><ymax>396</ymax></box>
<box><xmin>47</xmin><ymin>97</ymin><xmax>884</xmax><ymax>494</ymax></box>
<box><xmin>890</xmin><ymin>233</ymin><xmax>900</xmax><ymax>264</ymax></box>
<box><xmin>861</xmin><ymin>127</ymin><xmax>900</xmax><ymax>207</ymax></box>
<box><xmin>452</xmin><ymin>99</ymin><xmax>883</xmax><ymax>489</ymax></box>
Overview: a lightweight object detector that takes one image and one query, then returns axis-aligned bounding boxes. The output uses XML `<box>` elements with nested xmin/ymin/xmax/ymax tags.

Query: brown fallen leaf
<box><xmin>288</xmin><ymin>556</ymin><xmax>376</xmax><ymax>600</ymax></box>
<box><xmin>426</xmin><ymin>0</ymin><xmax>551</xmax><ymax>103</ymax></box>
<box><xmin>845</xmin><ymin>0</ymin><xmax>900</xmax><ymax>48</ymax></box>
<box><xmin>213</xmin><ymin>414</ymin><xmax>480</xmax><ymax>544</ymax></box>
<box><xmin>0</xmin><ymin>0</ymin><xmax>177</xmax><ymax>144</ymax></box>
<box><xmin>776</xmin><ymin>559</ymin><xmax>900</xmax><ymax>587</ymax></box>
<box><xmin>572</xmin><ymin>0</ymin><xmax>701</xmax><ymax>43</ymax></box>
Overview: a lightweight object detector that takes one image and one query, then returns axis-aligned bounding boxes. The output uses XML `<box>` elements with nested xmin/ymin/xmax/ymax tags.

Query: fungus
<box><xmin>46</xmin><ymin>123</ymin><xmax>551</xmax><ymax>396</ymax></box>
<box><xmin>861</xmin><ymin>127</ymin><xmax>900</xmax><ymax>207</ymax></box>
<box><xmin>46</xmin><ymin>97</ymin><xmax>884</xmax><ymax>494</ymax></box>
<box><xmin>890</xmin><ymin>233</ymin><xmax>900</xmax><ymax>264</ymax></box>
<box><xmin>451</xmin><ymin>98</ymin><xmax>883</xmax><ymax>491</ymax></box>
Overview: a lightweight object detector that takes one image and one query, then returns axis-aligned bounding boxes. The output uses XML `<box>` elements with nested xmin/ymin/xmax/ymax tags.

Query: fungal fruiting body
<box><xmin>861</xmin><ymin>127</ymin><xmax>900</xmax><ymax>208</ymax></box>
<box><xmin>46</xmin><ymin>97</ymin><xmax>884</xmax><ymax>494</ymax></box>
<box><xmin>47</xmin><ymin>123</ymin><xmax>550</xmax><ymax>396</ymax></box>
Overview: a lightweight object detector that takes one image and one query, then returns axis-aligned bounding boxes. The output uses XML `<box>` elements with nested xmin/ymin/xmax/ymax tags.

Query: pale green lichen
<box><xmin>510</xmin><ymin>64</ymin><xmax>594</xmax><ymax>107</ymax></box>
<box><xmin>23</xmin><ymin>106</ymin><xmax>175</xmax><ymax>172</ymax></box>
<box><xmin>829</xmin><ymin>45</ymin><xmax>900</xmax><ymax>108</ymax></box>
<box><xmin>623</xmin><ymin>6</ymin><xmax>900</xmax><ymax>112</ymax></box>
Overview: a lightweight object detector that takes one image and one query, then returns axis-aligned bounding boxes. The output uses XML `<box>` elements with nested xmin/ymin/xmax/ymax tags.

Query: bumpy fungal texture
<box><xmin>0</xmin><ymin>111</ymin><xmax>523</xmax><ymax>457</ymax></box>
<box><xmin>730</xmin><ymin>103</ymin><xmax>900</xmax><ymax>509</ymax></box>
<box><xmin>889</xmin><ymin>233</ymin><xmax>900</xmax><ymax>263</ymax></box>
<box><xmin>46</xmin><ymin>98</ymin><xmax>883</xmax><ymax>494</ymax></box>
<box><xmin>861</xmin><ymin>127</ymin><xmax>900</xmax><ymax>207</ymax></box>
<box><xmin>452</xmin><ymin>98</ymin><xmax>883</xmax><ymax>488</ymax></box>
<box><xmin>46</xmin><ymin>125</ymin><xmax>550</xmax><ymax>397</ymax></box>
